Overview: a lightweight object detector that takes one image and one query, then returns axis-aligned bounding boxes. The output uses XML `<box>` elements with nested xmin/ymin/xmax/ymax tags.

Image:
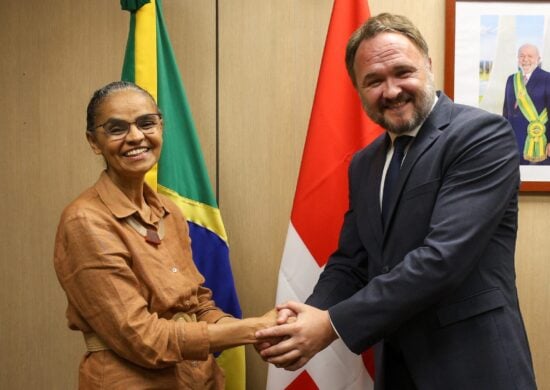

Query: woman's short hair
<box><xmin>86</xmin><ymin>81</ymin><xmax>157</xmax><ymax>131</ymax></box>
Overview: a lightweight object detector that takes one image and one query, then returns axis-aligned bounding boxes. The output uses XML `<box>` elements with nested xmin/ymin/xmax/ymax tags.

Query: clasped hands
<box><xmin>255</xmin><ymin>301</ymin><xmax>338</xmax><ymax>371</ymax></box>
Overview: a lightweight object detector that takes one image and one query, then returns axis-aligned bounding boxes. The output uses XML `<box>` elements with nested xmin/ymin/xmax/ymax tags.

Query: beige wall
<box><xmin>0</xmin><ymin>1</ymin><xmax>547</xmax><ymax>389</ymax></box>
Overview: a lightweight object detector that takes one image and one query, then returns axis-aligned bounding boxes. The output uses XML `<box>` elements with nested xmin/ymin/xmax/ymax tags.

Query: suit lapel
<box><xmin>363</xmin><ymin>138</ymin><xmax>387</xmax><ymax>245</ymax></box>
<box><xmin>382</xmin><ymin>93</ymin><xmax>453</xmax><ymax>235</ymax></box>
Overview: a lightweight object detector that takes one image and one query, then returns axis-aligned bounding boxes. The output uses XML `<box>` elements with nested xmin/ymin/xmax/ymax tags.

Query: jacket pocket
<box><xmin>401</xmin><ymin>179</ymin><xmax>440</xmax><ymax>200</ymax></box>
<box><xmin>436</xmin><ymin>288</ymin><xmax>506</xmax><ymax>327</ymax></box>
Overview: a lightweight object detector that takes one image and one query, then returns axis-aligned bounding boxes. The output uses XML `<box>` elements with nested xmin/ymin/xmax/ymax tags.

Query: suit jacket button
<box><xmin>381</xmin><ymin>266</ymin><xmax>390</xmax><ymax>273</ymax></box>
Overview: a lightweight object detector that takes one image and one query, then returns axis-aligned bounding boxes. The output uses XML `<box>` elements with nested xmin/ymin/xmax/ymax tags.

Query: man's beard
<box><xmin>363</xmin><ymin>80</ymin><xmax>435</xmax><ymax>134</ymax></box>
<box><xmin>520</xmin><ymin>64</ymin><xmax>536</xmax><ymax>74</ymax></box>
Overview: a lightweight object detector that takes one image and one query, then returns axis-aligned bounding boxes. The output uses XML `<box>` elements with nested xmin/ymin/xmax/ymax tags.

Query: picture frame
<box><xmin>445</xmin><ymin>0</ymin><xmax>550</xmax><ymax>191</ymax></box>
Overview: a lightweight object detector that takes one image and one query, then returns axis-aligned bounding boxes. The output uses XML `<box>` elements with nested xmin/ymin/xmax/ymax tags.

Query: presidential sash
<box><xmin>514</xmin><ymin>72</ymin><xmax>548</xmax><ymax>162</ymax></box>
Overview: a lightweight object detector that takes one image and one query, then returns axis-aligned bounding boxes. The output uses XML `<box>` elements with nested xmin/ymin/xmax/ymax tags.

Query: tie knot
<box><xmin>393</xmin><ymin>135</ymin><xmax>413</xmax><ymax>153</ymax></box>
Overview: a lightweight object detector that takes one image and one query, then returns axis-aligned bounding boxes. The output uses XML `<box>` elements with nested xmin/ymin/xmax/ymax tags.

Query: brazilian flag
<box><xmin>120</xmin><ymin>1</ymin><xmax>245</xmax><ymax>388</ymax></box>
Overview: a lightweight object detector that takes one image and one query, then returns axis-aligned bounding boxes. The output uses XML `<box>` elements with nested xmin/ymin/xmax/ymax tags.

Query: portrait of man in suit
<box><xmin>256</xmin><ymin>13</ymin><xmax>537</xmax><ymax>390</ymax></box>
<box><xmin>503</xmin><ymin>43</ymin><xmax>550</xmax><ymax>165</ymax></box>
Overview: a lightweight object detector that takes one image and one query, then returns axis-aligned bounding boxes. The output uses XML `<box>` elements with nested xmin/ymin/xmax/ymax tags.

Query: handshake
<box><xmin>253</xmin><ymin>301</ymin><xmax>338</xmax><ymax>371</ymax></box>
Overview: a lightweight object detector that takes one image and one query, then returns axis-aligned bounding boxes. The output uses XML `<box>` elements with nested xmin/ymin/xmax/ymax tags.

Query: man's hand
<box><xmin>253</xmin><ymin>307</ymin><xmax>297</xmax><ymax>355</ymax></box>
<box><xmin>276</xmin><ymin>307</ymin><xmax>296</xmax><ymax>325</ymax></box>
<box><xmin>255</xmin><ymin>301</ymin><xmax>338</xmax><ymax>371</ymax></box>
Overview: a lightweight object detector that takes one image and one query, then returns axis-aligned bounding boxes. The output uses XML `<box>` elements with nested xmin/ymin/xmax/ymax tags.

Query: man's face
<box><xmin>518</xmin><ymin>45</ymin><xmax>540</xmax><ymax>75</ymax></box>
<box><xmin>352</xmin><ymin>32</ymin><xmax>435</xmax><ymax>134</ymax></box>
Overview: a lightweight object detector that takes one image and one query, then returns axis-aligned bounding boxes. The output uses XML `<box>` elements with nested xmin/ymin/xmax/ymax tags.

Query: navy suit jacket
<box><xmin>503</xmin><ymin>66</ymin><xmax>550</xmax><ymax>164</ymax></box>
<box><xmin>307</xmin><ymin>93</ymin><xmax>536</xmax><ymax>389</ymax></box>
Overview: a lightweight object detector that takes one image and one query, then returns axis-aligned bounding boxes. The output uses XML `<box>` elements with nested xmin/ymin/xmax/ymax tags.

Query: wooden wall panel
<box><xmin>517</xmin><ymin>195</ymin><xmax>550</xmax><ymax>390</ymax></box>
<box><xmin>217</xmin><ymin>1</ymin><xmax>333</xmax><ymax>387</ymax></box>
<box><xmin>0</xmin><ymin>2</ymin><xmax>124</xmax><ymax>388</ymax></box>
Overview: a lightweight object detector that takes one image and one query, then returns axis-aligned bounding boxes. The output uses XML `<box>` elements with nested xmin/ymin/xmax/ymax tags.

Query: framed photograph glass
<box><xmin>445</xmin><ymin>0</ymin><xmax>550</xmax><ymax>191</ymax></box>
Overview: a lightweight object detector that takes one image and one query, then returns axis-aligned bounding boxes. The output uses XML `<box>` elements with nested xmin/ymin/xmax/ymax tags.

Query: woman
<box><xmin>54</xmin><ymin>81</ymin><xmax>275</xmax><ymax>389</ymax></box>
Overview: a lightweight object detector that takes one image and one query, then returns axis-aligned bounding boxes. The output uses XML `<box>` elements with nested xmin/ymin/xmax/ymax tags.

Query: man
<box><xmin>503</xmin><ymin>43</ymin><xmax>550</xmax><ymax>164</ymax></box>
<box><xmin>257</xmin><ymin>13</ymin><xmax>537</xmax><ymax>390</ymax></box>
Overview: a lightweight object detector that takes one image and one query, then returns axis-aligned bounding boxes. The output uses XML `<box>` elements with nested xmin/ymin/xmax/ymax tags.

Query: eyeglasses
<box><xmin>90</xmin><ymin>113</ymin><xmax>162</xmax><ymax>140</ymax></box>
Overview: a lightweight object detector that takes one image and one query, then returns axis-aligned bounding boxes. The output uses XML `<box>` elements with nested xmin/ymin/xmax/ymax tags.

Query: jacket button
<box><xmin>381</xmin><ymin>266</ymin><xmax>390</xmax><ymax>273</ymax></box>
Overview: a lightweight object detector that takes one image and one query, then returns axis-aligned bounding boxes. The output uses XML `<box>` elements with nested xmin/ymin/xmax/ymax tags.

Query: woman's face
<box><xmin>86</xmin><ymin>88</ymin><xmax>163</xmax><ymax>187</ymax></box>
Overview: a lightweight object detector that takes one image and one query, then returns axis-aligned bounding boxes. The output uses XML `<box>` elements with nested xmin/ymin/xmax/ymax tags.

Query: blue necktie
<box><xmin>382</xmin><ymin>135</ymin><xmax>412</xmax><ymax>226</ymax></box>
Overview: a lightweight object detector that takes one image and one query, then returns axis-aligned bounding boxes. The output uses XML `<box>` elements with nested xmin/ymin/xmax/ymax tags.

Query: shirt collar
<box><xmin>94</xmin><ymin>171</ymin><xmax>169</xmax><ymax>223</ymax></box>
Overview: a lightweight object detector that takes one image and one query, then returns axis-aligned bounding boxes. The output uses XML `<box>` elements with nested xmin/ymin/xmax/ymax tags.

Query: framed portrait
<box><xmin>445</xmin><ymin>0</ymin><xmax>550</xmax><ymax>191</ymax></box>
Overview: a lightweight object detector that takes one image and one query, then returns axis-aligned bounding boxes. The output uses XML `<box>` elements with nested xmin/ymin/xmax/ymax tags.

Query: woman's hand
<box><xmin>258</xmin><ymin>308</ymin><xmax>278</xmax><ymax>329</ymax></box>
